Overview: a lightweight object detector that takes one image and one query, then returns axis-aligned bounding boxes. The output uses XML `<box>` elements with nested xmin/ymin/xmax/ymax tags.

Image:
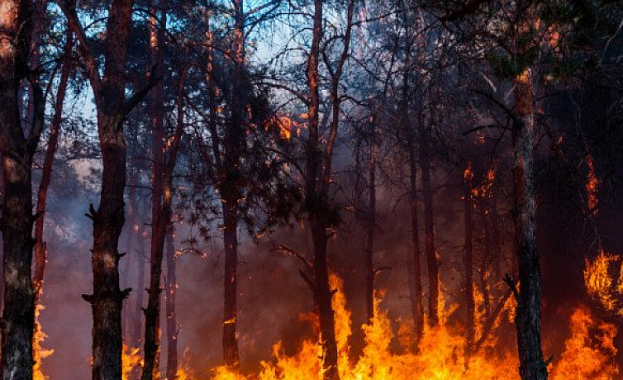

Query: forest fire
<box><xmin>2</xmin><ymin>0</ymin><xmax>623</xmax><ymax>379</ymax></box>
<box><xmin>122</xmin><ymin>275</ymin><xmax>616</xmax><ymax>380</ymax></box>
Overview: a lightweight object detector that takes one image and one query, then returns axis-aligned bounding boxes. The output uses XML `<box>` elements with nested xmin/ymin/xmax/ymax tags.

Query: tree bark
<box><xmin>221</xmin><ymin>202</ymin><xmax>239</xmax><ymax>368</ymax></box>
<box><xmin>164</xmin><ymin>229</ymin><xmax>178</xmax><ymax>379</ymax></box>
<box><xmin>364</xmin><ymin>119</ymin><xmax>376</xmax><ymax>323</ymax></box>
<box><xmin>0</xmin><ymin>0</ymin><xmax>43</xmax><ymax>377</ymax></box>
<box><xmin>311</xmin><ymin>224</ymin><xmax>340</xmax><ymax>380</ymax></box>
<box><xmin>512</xmin><ymin>67</ymin><xmax>548</xmax><ymax>380</ymax></box>
<box><xmin>141</xmin><ymin>4</ymin><xmax>166</xmax><ymax>378</ymax></box>
<box><xmin>33</xmin><ymin>30</ymin><xmax>74</xmax><ymax>300</ymax></box>
<box><xmin>220</xmin><ymin>0</ymin><xmax>245</xmax><ymax>368</ymax></box>
<box><xmin>419</xmin><ymin>121</ymin><xmax>439</xmax><ymax>327</ymax></box>
<box><xmin>400</xmin><ymin>10</ymin><xmax>424</xmax><ymax>342</ymax></box>
<box><xmin>414</xmin><ymin>8</ymin><xmax>440</xmax><ymax>327</ymax></box>
<box><xmin>510</xmin><ymin>3</ymin><xmax>548</xmax><ymax>379</ymax></box>
<box><xmin>304</xmin><ymin>1</ymin><xmax>339</xmax><ymax>379</ymax></box>
<box><xmin>463</xmin><ymin>162</ymin><xmax>476</xmax><ymax>356</ymax></box>
<box><xmin>61</xmin><ymin>0</ymin><xmax>143</xmax><ymax>378</ymax></box>
<box><xmin>132</xmin><ymin>224</ymin><xmax>146</xmax><ymax>350</ymax></box>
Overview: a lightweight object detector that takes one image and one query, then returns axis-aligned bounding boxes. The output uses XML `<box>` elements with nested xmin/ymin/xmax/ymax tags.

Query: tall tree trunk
<box><xmin>479</xmin><ymin>199</ymin><xmax>492</xmax><ymax>318</ymax></box>
<box><xmin>133</xmin><ymin>224</ymin><xmax>146</xmax><ymax>349</ymax></box>
<box><xmin>141</xmin><ymin>4</ymin><xmax>166</xmax><ymax>378</ymax></box>
<box><xmin>1</xmin><ymin>149</ymin><xmax>36</xmax><ymax>380</ymax></box>
<box><xmin>221</xmin><ymin>0</ymin><xmax>245</xmax><ymax>368</ymax></box>
<box><xmin>419</xmin><ymin>122</ymin><xmax>439</xmax><ymax>326</ymax></box>
<box><xmin>164</xmin><ymin>229</ymin><xmax>178</xmax><ymax>379</ymax></box>
<box><xmin>407</xmin><ymin>147</ymin><xmax>424</xmax><ymax>343</ymax></box>
<box><xmin>463</xmin><ymin>162</ymin><xmax>476</xmax><ymax>356</ymax></box>
<box><xmin>143</xmin><ymin>59</ymin><xmax>186</xmax><ymax>380</ymax></box>
<box><xmin>311</xmin><ymin>224</ymin><xmax>340</xmax><ymax>380</ymax></box>
<box><xmin>33</xmin><ymin>31</ymin><xmax>74</xmax><ymax>301</ymax></box>
<box><xmin>221</xmin><ymin>202</ymin><xmax>239</xmax><ymax>367</ymax></box>
<box><xmin>512</xmin><ymin>67</ymin><xmax>548</xmax><ymax>380</ymax></box>
<box><xmin>304</xmin><ymin>1</ymin><xmax>339</xmax><ymax>379</ymax></box>
<box><xmin>400</xmin><ymin>10</ymin><xmax>424</xmax><ymax>342</ymax></box>
<box><xmin>414</xmin><ymin>8</ymin><xmax>440</xmax><ymax>327</ymax></box>
<box><xmin>122</xmin><ymin>166</ymin><xmax>138</xmax><ymax>341</ymax></box>
<box><xmin>61</xmin><ymin>0</ymin><xmax>156</xmax><ymax>377</ymax></box>
<box><xmin>364</xmin><ymin>120</ymin><xmax>376</xmax><ymax>323</ymax></box>
<box><xmin>510</xmin><ymin>3</ymin><xmax>548</xmax><ymax>378</ymax></box>
<box><xmin>490</xmin><ymin>186</ymin><xmax>502</xmax><ymax>280</ymax></box>
<box><xmin>79</xmin><ymin>1</ymin><xmax>135</xmax><ymax>378</ymax></box>
<box><xmin>87</xmin><ymin>114</ymin><xmax>129</xmax><ymax>380</ymax></box>
<box><xmin>0</xmin><ymin>0</ymin><xmax>43</xmax><ymax>377</ymax></box>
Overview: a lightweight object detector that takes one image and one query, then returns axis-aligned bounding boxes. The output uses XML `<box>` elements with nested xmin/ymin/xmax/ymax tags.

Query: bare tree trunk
<box><xmin>400</xmin><ymin>11</ymin><xmax>424</xmax><ymax>341</ymax></box>
<box><xmin>220</xmin><ymin>0</ymin><xmax>245</xmax><ymax>368</ymax></box>
<box><xmin>133</xmin><ymin>224</ymin><xmax>146</xmax><ymax>350</ymax></box>
<box><xmin>141</xmin><ymin>4</ymin><xmax>166</xmax><ymax>378</ymax></box>
<box><xmin>364</xmin><ymin>120</ymin><xmax>376</xmax><ymax>323</ymax></box>
<box><xmin>203</xmin><ymin>11</ymin><xmax>239</xmax><ymax>366</ymax></box>
<box><xmin>311</xmin><ymin>224</ymin><xmax>340</xmax><ymax>380</ymax></box>
<box><xmin>86</xmin><ymin>114</ymin><xmax>129</xmax><ymax>380</ymax></box>
<box><xmin>512</xmin><ymin>67</ymin><xmax>548</xmax><ymax>380</ymax></box>
<box><xmin>33</xmin><ymin>30</ymin><xmax>74</xmax><ymax>301</ymax></box>
<box><xmin>419</xmin><ymin>124</ymin><xmax>439</xmax><ymax>326</ymax></box>
<box><xmin>61</xmin><ymin>0</ymin><xmax>147</xmax><ymax>377</ymax></box>
<box><xmin>222</xmin><ymin>203</ymin><xmax>239</xmax><ymax>367</ymax></box>
<box><xmin>304</xmin><ymin>1</ymin><xmax>339</xmax><ymax>378</ymax></box>
<box><xmin>490</xmin><ymin>187</ymin><xmax>502</xmax><ymax>280</ymax></box>
<box><xmin>479</xmin><ymin>200</ymin><xmax>492</xmax><ymax>318</ymax></box>
<box><xmin>122</xmin><ymin>163</ymin><xmax>138</xmax><ymax>341</ymax></box>
<box><xmin>164</xmin><ymin>229</ymin><xmax>178</xmax><ymax>379</ymax></box>
<box><xmin>407</xmin><ymin>148</ymin><xmax>424</xmax><ymax>342</ymax></box>
<box><xmin>0</xmin><ymin>150</ymin><xmax>36</xmax><ymax>380</ymax></box>
<box><xmin>0</xmin><ymin>0</ymin><xmax>43</xmax><ymax>377</ymax></box>
<box><xmin>509</xmin><ymin>3</ymin><xmax>548</xmax><ymax>378</ymax></box>
<box><xmin>463</xmin><ymin>162</ymin><xmax>476</xmax><ymax>356</ymax></box>
<box><xmin>414</xmin><ymin>8</ymin><xmax>440</xmax><ymax>327</ymax></box>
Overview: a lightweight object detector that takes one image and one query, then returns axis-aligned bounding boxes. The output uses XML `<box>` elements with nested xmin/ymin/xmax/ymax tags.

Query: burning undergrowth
<box><xmin>107</xmin><ymin>274</ymin><xmax>615</xmax><ymax>380</ymax></box>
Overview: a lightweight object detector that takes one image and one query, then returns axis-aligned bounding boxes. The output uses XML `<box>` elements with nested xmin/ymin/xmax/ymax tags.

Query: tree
<box><xmin>59</xmin><ymin>0</ymin><xmax>158</xmax><ymax>377</ymax></box>
<box><xmin>141</xmin><ymin>10</ymin><xmax>187</xmax><ymax>374</ymax></box>
<box><xmin>0</xmin><ymin>0</ymin><xmax>45</xmax><ymax>377</ymax></box>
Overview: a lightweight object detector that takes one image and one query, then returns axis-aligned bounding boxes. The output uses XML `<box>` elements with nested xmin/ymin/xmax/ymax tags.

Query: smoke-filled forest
<box><xmin>3</xmin><ymin>0</ymin><xmax>623</xmax><ymax>379</ymax></box>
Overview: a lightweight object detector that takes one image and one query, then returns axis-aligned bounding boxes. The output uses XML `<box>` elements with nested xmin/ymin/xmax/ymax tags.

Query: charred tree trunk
<box><xmin>311</xmin><ymin>224</ymin><xmax>340</xmax><ymax>380</ymax></box>
<box><xmin>165</xmin><ymin>229</ymin><xmax>178</xmax><ymax>379</ymax></box>
<box><xmin>33</xmin><ymin>31</ymin><xmax>74</xmax><ymax>300</ymax></box>
<box><xmin>479</xmin><ymin>200</ymin><xmax>492</xmax><ymax>318</ymax></box>
<box><xmin>419</xmin><ymin>122</ymin><xmax>439</xmax><ymax>327</ymax></box>
<box><xmin>60</xmin><ymin>0</ymin><xmax>158</xmax><ymax>377</ymax></box>
<box><xmin>400</xmin><ymin>13</ymin><xmax>424</xmax><ymax>342</ymax></box>
<box><xmin>87</xmin><ymin>115</ymin><xmax>129</xmax><ymax>380</ymax></box>
<box><xmin>407</xmin><ymin>147</ymin><xmax>424</xmax><ymax>343</ymax></box>
<box><xmin>512</xmin><ymin>68</ymin><xmax>548</xmax><ymax>380</ymax></box>
<box><xmin>414</xmin><ymin>8</ymin><xmax>440</xmax><ymax>327</ymax></box>
<box><xmin>509</xmin><ymin>3</ymin><xmax>548</xmax><ymax>378</ymax></box>
<box><xmin>0</xmin><ymin>0</ymin><xmax>43</xmax><ymax>377</ymax></box>
<box><xmin>121</xmin><ymin>156</ymin><xmax>140</xmax><ymax>341</ymax></box>
<box><xmin>463</xmin><ymin>162</ymin><xmax>476</xmax><ymax>356</ymax></box>
<box><xmin>304</xmin><ymin>1</ymin><xmax>339</xmax><ymax>379</ymax></box>
<box><xmin>0</xmin><ymin>147</ymin><xmax>37</xmax><ymax>380</ymax></box>
<box><xmin>490</xmin><ymin>186</ymin><xmax>502</xmax><ymax>280</ymax></box>
<box><xmin>133</xmin><ymin>224</ymin><xmax>146</xmax><ymax>349</ymax></box>
<box><xmin>141</xmin><ymin>5</ymin><xmax>167</xmax><ymax>379</ymax></box>
<box><xmin>364</xmin><ymin>120</ymin><xmax>376</xmax><ymax>323</ymax></box>
<box><xmin>221</xmin><ymin>202</ymin><xmax>239</xmax><ymax>367</ymax></box>
<box><xmin>220</xmin><ymin>0</ymin><xmax>245</xmax><ymax>368</ymax></box>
